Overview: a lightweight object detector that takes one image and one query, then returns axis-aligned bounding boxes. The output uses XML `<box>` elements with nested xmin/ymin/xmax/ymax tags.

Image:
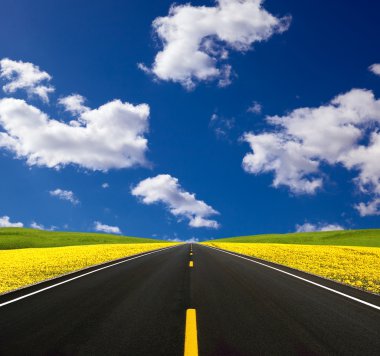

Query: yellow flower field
<box><xmin>204</xmin><ymin>242</ymin><xmax>380</xmax><ymax>294</ymax></box>
<box><xmin>0</xmin><ymin>243</ymin><xmax>177</xmax><ymax>294</ymax></box>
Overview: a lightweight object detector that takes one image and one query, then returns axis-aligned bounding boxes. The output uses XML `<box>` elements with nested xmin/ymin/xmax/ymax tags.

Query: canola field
<box><xmin>0</xmin><ymin>243</ymin><xmax>176</xmax><ymax>294</ymax></box>
<box><xmin>204</xmin><ymin>242</ymin><xmax>380</xmax><ymax>294</ymax></box>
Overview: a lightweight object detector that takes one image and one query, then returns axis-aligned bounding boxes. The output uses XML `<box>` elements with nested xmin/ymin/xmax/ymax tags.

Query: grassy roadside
<box><xmin>0</xmin><ymin>228</ymin><xmax>167</xmax><ymax>249</ymax></box>
<box><xmin>210</xmin><ymin>229</ymin><xmax>380</xmax><ymax>247</ymax></box>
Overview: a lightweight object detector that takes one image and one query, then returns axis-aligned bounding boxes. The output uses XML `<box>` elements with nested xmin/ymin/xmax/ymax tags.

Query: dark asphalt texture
<box><xmin>1</xmin><ymin>243</ymin><xmax>380</xmax><ymax>355</ymax></box>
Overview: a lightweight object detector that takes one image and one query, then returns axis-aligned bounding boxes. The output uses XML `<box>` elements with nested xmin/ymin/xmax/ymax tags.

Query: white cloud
<box><xmin>137</xmin><ymin>62</ymin><xmax>151</xmax><ymax>74</ymax></box>
<box><xmin>369</xmin><ymin>63</ymin><xmax>380</xmax><ymax>76</ymax></box>
<box><xmin>318</xmin><ymin>224</ymin><xmax>345</xmax><ymax>232</ymax></box>
<box><xmin>296</xmin><ymin>223</ymin><xmax>344</xmax><ymax>232</ymax></box>
<box><xmin>49</xmin><ymin>189</ymin><xmax>79</xmax><ymax>205</ymax></box>
<box><xmin>210</xmin><ymin>113</ymin><xmax>218</xmax><ymax>122</ymax></box>
<box><xmin>169</xmin><ymin>237</ymin><xmax>199</xmax><ymax>242</ymax></box>
<box><xmin>243</xmin><ymin>132</ymin><xmax>323</xmax><ymax>194</ymax></box>
<box><xmin>131</xmin><ymin>174</ymin><xmax>220</xmax><ymax>228</ymax></box>
<box><xmin>58</xmin><ymin>94</ymin><xmax>89</xmax><ymax>115</ymax></box>
<box><xmin>0</xmin><ymin>215</ymin><xmax>23</xmax><ymax>228</ymax></box>
<box><xmin>242</xmin><ymin>89</ymin><xmax>380</xmax><ymax>214</ymax></box>
<box><xmin>145</xmin><ymin>0</ymin><xmax>290</xmax><ymax>88</ymax></box>
<box><xmin>355</xmin><ymin>198</ymin><xmax>380</xmax><ymax>217</ymax></box>
<box><xmin>30</xmin><ymin>221</ymin><xmax>56</xmax><ymax>230</ymax></box>
<box><xmin>102</xmin><ymin>182</ymin><xmax>110</xmax><ymax>189</ymax></box>
<box><xmin>0</xmin><ymin>97</ymin><xmax>150</xmax><ymax>171</ymax></box>
<box><xmin>30</xmin><ymin>221</ymin><xmax>45</xmax><ymax>230</ymax></box>
<box><xmin>0</xmin><ymin>58</ymin><xmax>54</xmax><ymax>102</ymax></box>
<box><xmin>94</xmin><ymin>221</ymin><xmax>121</xmax><ymax>234</ymax></box>
<box><xmin>188</xmin><ymin>216</ymin><xmax>219</xmax><ymax>228</ymax></box>
<box><xmin>247</xmin><ymin>101</ymin><xmax>262</xmax><ymax>114</ymax></box>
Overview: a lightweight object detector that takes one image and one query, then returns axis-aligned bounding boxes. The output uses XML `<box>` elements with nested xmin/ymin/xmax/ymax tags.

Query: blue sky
<box><xmin>0</xmin><ymin>0</ymin><xmax>380</xmax><ymax>241</ymax></box>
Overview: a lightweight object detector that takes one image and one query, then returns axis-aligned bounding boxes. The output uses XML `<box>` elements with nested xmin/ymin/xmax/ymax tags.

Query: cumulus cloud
<box><xmin>58</xmin><ymin>94</ymin><xmax>89</xmax><ymax>115</ymax></box>
<box><xmin>0</xmin><ymin>58</ymin><xmax>54</xmax><ymax>102</ymax></box>
<box><xmin>369</xmin><ymin>63</ymin><xmax>380</xmax><ymax>76</ymax></box>
<box><xmin>49</xmin><ymin>189</ymin><xmax>79</xmax><ymax>205</ymax></box>
<box><xmin>144</xmin><ymin>0</ymin><xmax>290</xmax><ymax>88</ymax></box>
<box><xmin>0</xmin><ymin>97</ymin><xmax>150</xmax><ymax>171</ymax></box>
<box><xmin>242</xmin><ymin>88</ymin><xmax>380</xmax><ymax>214</ymax></box>
<box><xmin>94</xmin><ymin>221</ymin><xmax>121</xmax><ymax>234</ymax></box>
<box><xmin>355</xmin><ymin>198</ymin><xmax>380</xmax><ymax>217</ymax></box>
<box><xmin>0</xmin><ymin>215</ymin><xmax>23</xmax><ymax>228</ymax></box>
<box><xmin>296</xmin><ymin>223</ymin><xmax>344</xmax><ymax>233</ymax></box>
<box><xmin>247</xmin><ymin>101</ymin><xmax>262</xmax><ymax>114</ymax></box>
<box><xmin>102</xmin><ymin>182</ymin><xmax>110</xmax><ymax>189</ymax></box>
<box><xmin>131</xmin><ymin>174</ymin><xmax>220</xmax><ymax>228</ymax></box>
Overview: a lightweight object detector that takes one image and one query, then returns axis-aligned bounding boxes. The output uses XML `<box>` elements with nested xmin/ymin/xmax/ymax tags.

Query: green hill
<box><xmin>208</xmin><ymin>229</ymin><xmax>380</xmax><ymax>248</ymax></box>
<box><xmin>0</xmin><ymin>228</ymin><xmax>167</xmax><ymax>250</ymax></box>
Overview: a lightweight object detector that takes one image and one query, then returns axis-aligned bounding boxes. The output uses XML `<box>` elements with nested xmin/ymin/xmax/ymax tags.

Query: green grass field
<box><xmin>0</xmin><ymin>228</ymin><xmax>167</xmax><ymax>249</ymax></box>
<box><xmin>209</xmin><ymin>229</ymin><xmax>380</xmax><ymax>247</ymax></box>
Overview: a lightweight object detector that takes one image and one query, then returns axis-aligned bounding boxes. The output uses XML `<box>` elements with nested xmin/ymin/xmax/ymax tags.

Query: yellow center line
<box><xmin>189</xmin><ymin>261</ymin><xmax>194</xmax><ymax>267</ymax></box>
<box><xmin>184</xmin><ymin>309</ymin><xmax>198</xmax><ymax>356</ymax></box>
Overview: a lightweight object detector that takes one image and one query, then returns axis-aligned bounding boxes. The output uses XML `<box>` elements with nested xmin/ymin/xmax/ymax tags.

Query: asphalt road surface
<box><xmin>1</xmin><ymin>243</ymin><xmax>380</xmax><ymax>355</ymax></box>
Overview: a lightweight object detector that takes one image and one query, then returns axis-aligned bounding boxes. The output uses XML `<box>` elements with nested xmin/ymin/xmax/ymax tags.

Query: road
<box><xmin>0</xmin><ymin>243</ymin><xmax>379</xmax><ymax>355</ymax></box>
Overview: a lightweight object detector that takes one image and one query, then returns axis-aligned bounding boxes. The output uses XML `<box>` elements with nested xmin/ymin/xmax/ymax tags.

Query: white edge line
<box><xmin>0</xmin><ymin>245</ymin><xmax>179</xmax><ymax>308</ymax></box>
<box><xmin>202</xmin><ymin>244</ymin><xmax>380</xmax><ymax>312</ymax></box>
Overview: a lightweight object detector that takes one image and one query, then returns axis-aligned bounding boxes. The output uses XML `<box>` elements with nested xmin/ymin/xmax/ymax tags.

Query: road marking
<box><xmin>0</xmin><ymin>245</ymin><xmax>179</xmax><ymax>308</ymax></box>
<box><xmin>204</xmin><ymin>245</ymin><xmax>380</xmax><ymax>312</ymax></box>
<box><xmin>190</xmin><ymin>252</ymin><xmax>193</xmax><ymax>256</ymax></box>
<box><xmin>189</xmin><ymin>261</ymin><xmax>194</xmax><ymax>268</ymax></box>
<box><xmin>184</xmin><ymin>309</ymin><xmax>198</xmax><ymax>356</ymax></box>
